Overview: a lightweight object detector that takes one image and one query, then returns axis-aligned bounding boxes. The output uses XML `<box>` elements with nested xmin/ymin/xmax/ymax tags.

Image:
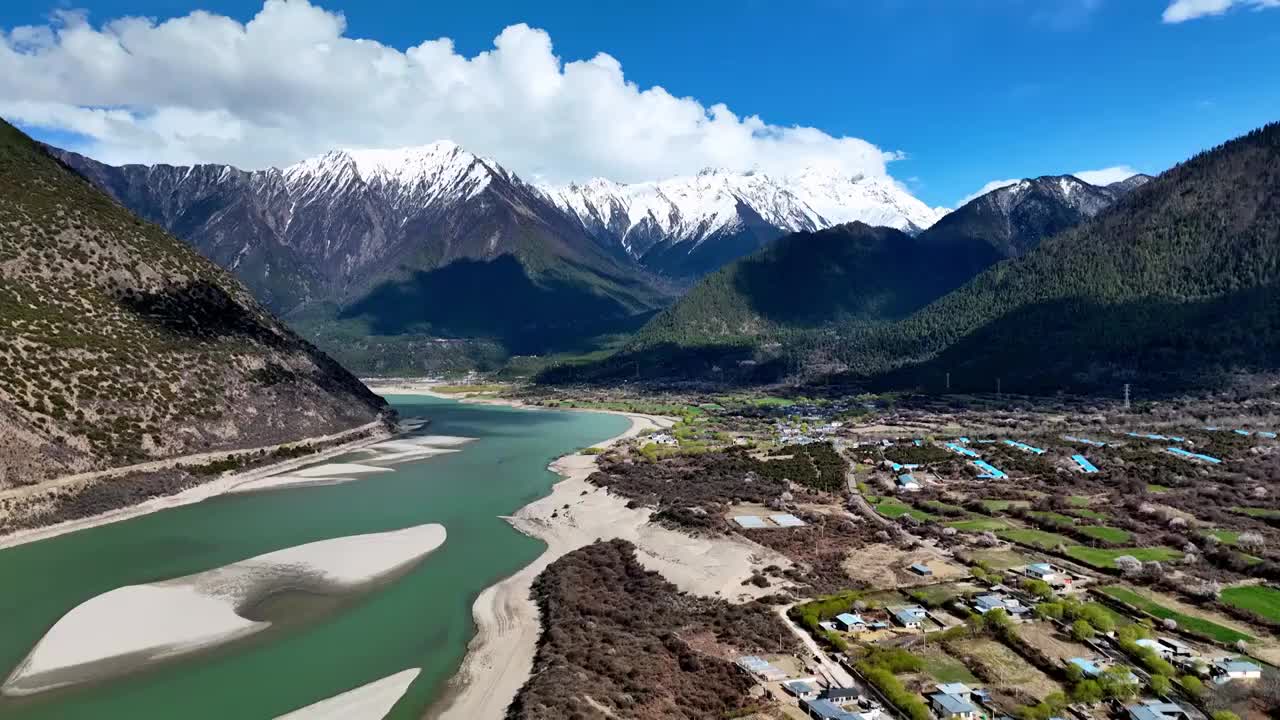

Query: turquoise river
<box><xmin>0</xmin><ymin>394</ymin><xmax>629</xmax><ymax>719</ymax></box>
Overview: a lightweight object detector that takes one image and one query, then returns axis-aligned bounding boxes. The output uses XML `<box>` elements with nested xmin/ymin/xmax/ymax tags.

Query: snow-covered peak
<box><xmin>540</xmin><ymin>165</ymin><xmax>943</xmax><ymax>259</ymax></box>
<box><xmin>281</xmin><ymin>142</ymin><xmax>503</xmax><ymax>208</ymax></box>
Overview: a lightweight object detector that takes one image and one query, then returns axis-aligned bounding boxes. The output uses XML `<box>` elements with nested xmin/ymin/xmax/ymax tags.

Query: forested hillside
<box><xmin>0</xmin><ymin>119</ymin><xmax>387</xmax><ymax>528</ymax></box>
<box><xmin>544</xmin><ymin>122</ymin><xmax>1280</xmax><ymax>393</ymax></box>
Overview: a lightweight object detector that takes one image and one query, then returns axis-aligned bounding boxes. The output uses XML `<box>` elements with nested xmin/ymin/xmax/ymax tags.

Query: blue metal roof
<box><xmin>971</xmin><ymin>459</ymin><xmax>1007</xmax><ymax>479</ymax></box>
<box><xmin>803</xmin><ymin>698</ymin><xmax>863</xmax><ymax>720</ymax></box>
<box><xmin>1004</xmin><ymin>439</ymin><xmax>1046</xmax><ymax>454</ymax></box>
<box><xmin>1166</xmin><ymin>447</ymin><xmax>1222</xmax><ymax>464</ymax></box>
<box><xmin>931</xmin><ymin>692</ymin><xmax>977</xmax><ymax>714</ymax></box>
<box><xmin>836</xmin><ymin>612</ymin><xmax>863</xmax><ymax>625</ymax></box>
<box><xmin>1071</xmin><ymin>454</ymin><xmax>1098</xmax><ymax>473</ymax></box>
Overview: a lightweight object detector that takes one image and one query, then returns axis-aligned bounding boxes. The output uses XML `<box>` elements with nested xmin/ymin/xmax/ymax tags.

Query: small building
<box><xmin>909</xmin><ymin>562</ymin><xmax>933</xmax><ymax>576</ymax></box>
<box><xmin>1156</xmin><ymin>637</ymin><xmax>1196</xmax><ymax>660</ymax></box>
<box><xmin>800</xmin><ymin>697</ymin><xmax>865</xmax><ymax>720</ymax></box>
<box><xmin>1212</xmin><ymin>658</ymin><xmax>1262</xmax><ymax>683</ymax></box>
<box><xmin>929</xmin><ymin>692</ymin><xmax>979</xmax><ymax>720</ymax></box>
<box><xmin>892</xmin><ymin>605</ymin><xmax>927</xmax><ymax>629</ymax></box>
<box><xmin>1068</xmin><ymin>658</ymin><xmax>1103</xmax><ymax>678</ymax></box>
<box><xmin>835</xmin><ymin>612</ymin><xmax>865</xmax><ymax>632</ymax></box>
<box><xmin>648</xmin><ymin>433</ymin><xmax>678</xmax><ymax>446</ymax></box>
<box><xmin>935</xmin><ymin>683</ymin><xmax>974</xmax><ymax>698</ymax></box>
<box><xmin>1023</xmin><ymin>562</ymin><xmax>1071</xmax><ymax>589</ymax></box>
<box><xmin>732</xmin><ymin>515</ymin><xmax>768</xmax><ymax>529</ymax></box>
<box><xmin>973</xmin><ymin>594</ymin><xmax>1026</xmax><ymax>616</ymax></box>
<box><xmin>820</xmin><ymin>687</ymin><xmax>861</xmax><ymax>703</ymax></box>
<box><xmin>770</xmin><ymin>513</ymin><xmax>807</xmax><ymax>528</ymax></box>
<box><xmin>783</xmin><ymin>678</ymin><xmax>822</xmax><ymax>700</ymax></box>
<box><xmin>1126</xmin><ymin>700</ymin><xmax>1189</xmax><ymax>720</ymax></box>
<box><xmin>896</xmin><ymin>474</ymin><xmax>921</xmax><ymax>492</ymax></box>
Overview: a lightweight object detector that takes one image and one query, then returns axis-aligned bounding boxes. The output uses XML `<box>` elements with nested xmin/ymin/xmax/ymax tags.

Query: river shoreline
<box><xmin>0</xmin><ymin>421</ymin><xmax>392</xmax><ymax>551</ymax></box>
<box><xmin>367</xmin><ymin>384</ymin><xmax>790</xmax><ymax>720</ymax></box>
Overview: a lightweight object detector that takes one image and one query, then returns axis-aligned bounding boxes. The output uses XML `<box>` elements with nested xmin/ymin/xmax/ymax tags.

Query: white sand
<box><xmin>3</xmin><ymin>524</ymin><xmax>446</xmax><ymax>697</ymax></box>
<box><xmin>433</xmin><ymin>412</ymin><xmax>792</xmax><ymax>720</ymax></box>
<box><xmin>228</xmin><ymin>437</ymin><xmax>473</xmax><ymax>494</ymax></box>
<box><xmin>275</xmin><ymin>668</ymin><xmax>421</xmax><ymax>720</ymax></box>
<box><xmin>0</xmin><ymin>421</ymin><xmax>392</xmax><ymax>550</ymax></box>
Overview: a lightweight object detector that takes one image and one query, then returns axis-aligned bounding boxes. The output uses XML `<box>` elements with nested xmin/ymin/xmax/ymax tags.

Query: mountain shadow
<box><xmin>339</xmin><ymin>254</ymin><xmax>655</xmax><ymax>355</ymax></box>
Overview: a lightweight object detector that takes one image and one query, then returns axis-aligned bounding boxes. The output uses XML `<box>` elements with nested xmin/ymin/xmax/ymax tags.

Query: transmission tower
<box><xmin>1124</xmin><ymin>383</ymin><xmax>1131</xmax><ymax>410</ymax></box>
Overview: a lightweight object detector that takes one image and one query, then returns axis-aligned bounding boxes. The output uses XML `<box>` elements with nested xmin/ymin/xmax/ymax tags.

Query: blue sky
<box><xmin>1</xmin><ymin>0</ymin><xmax>1278</xmax><ymax>206</ymax></box>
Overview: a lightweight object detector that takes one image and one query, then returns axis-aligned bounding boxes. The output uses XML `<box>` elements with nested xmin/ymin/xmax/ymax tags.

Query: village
<box><xmin>515</xmin><ymin>386</ymin><xmax>1280</xmax><ymax>720</ymax></box>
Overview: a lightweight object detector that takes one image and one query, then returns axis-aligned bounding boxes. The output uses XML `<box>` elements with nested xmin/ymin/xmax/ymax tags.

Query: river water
<box><xmin>0</xmin><ymin>394</ymin><xmax>628</xmax><ymax>719</ymax></box>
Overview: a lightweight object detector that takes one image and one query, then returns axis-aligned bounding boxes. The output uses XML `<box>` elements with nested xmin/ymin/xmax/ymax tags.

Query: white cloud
<box><xmin>1071</xmin><ymin>165</ymin><xmax>1142</xmax><ymax>186</ymax></box>
<box><xmin>1162</xmin><ymin>0</ymin><xmax>1280</xmax><ymax>23</ymax></box>
<box><xmin>0</xmin><ymin>1</ymin><xmax>901</xmax><ymax>184</ymax></box>
<box><xmin>955</xmin><ymin>165</ymin><xmax>1142</xmax><ymax>207</ymax></box>
<box><xmin>956</xmin><ymin>179</ymin><xmax>1021</xmax><ymax>207</ymax></box>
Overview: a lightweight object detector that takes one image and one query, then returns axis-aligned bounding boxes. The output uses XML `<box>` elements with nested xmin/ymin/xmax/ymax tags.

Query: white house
<box><xmin>1212</xmin><ymin>658</ymin><xmax>1262</xmax><ymax>683</ymax></box>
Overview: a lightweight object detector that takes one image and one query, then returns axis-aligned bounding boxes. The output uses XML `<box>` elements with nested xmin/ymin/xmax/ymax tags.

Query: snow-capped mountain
<box><xmin>538</xmin><ymin>166</ymin><xmax>943</xmax><ymax>276</ymax></box>
<box><xmin>920</xmin><ymin>174</ymin><xmax>1146</xmax><ymax>260</ymax></box>
<box><xmin>53</xmin><ymin>142</ymin><xmax>668</xmax><ymax>355</ymax></box>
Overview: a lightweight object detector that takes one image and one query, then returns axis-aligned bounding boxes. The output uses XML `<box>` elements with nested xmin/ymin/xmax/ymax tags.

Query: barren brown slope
<box><xmin>0</xmin><ymin>118</ymin><xmax>388</xmax><ymax>529</ymax></box>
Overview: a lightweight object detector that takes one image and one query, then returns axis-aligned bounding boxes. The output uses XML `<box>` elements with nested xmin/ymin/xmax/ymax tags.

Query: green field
<box><xmin>1077</xmin><ymin>526</ymin><xmax>1132</xmax><ymax>544</ymax></box>
<box><xmin>874</xmin><ymin>500</ymin><xmax>934</xmax><ymax>522</ymax></box>
<box><xmin>1099</xmin><ymin>586</ymin><xmax>1254</xmax><ymax>644</ymax></box>
<box><xmin>1069</xmin><ymin>495</ymin><xmax>1092</xmax><ymax>506</ymax></box>
<box><xmin>1069</xmin><ymin>508</ymin><xmax>1107</xmax><ymax>521</ymax></box>
<box><xmin>1206</xmin><ymin>529</ymin><xmax>1241</xmax><ymax>545</ymax></box>
<box><xmin>981</xmin><ymin>499</ymin><xmax>1029</xmax><ymax>512</ymax></box>
<box><xmin>1221</xmin><ymin>585</ymin><xmax>1280</xmax><ymax>622</ymax></box>
<box><xmin>921</xmin><ymin>500</ymin><xmax>967</xmax><ymax>514</ymax></box>
<box><xmin>432</xmin><ymin>383</ymin><xmax>506</xmax><ymax>394</ymax></box>
<box><xmin>1232</xmin><ymin>506</ymin><xmax>1280</xmax><ymax>519</ymax></box>
<box><xmin>1028</xmin><ymin>511</ymin><xmax>1077</xmax><ymax>525</ymax></box>
<box><xmin>1146</xmin><ymin>484</ymin><xmax>1172</xmax><ymax>493</ymax></box>
<box><xmin>920</xmin><ymin>649</ymin><xmax>979</xmax><ymax>684</ymax></box>
<box><xmin>947</xmin><ymin>517</ymin><xmax>1012</xmax><ymax>532</ymax></box>
<box><xmin>1066</xmin><ymin>546</ymin><xmax>1181</xmax><ymax>568</ymax></box>
<box><xmin>910</xmin><ymin>583</ymin><xmax>967</xmax><ymax>607</ymax></box>
<box><xmin>998</xmin><ymin>528</ymin><xmax>1074</xmax><ymax>549</ymax></box>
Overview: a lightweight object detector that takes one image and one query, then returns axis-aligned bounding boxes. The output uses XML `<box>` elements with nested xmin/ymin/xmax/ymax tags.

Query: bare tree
<box><xmin>1115</xmin><ymin>555</ymin><xmax>1143</xmax><ymax>576</ymax></box>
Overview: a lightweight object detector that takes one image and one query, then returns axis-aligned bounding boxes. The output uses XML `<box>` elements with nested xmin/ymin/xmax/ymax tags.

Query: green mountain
<box><xmin>631</xmin><ymin>221</ymin><xmax>994</xmax><ymax>347</ymax></box>
<box><xmin>844</xmin><ymin>120</ymin><xmax>1280</xmax><ymax>393</ymax></box>
<box><xmin>0</xmin><ymin>119</ymin><xmax>388</xmax><ymax>532</ymax></box>
<box><xmin>544</xmin><ymin>121</ymin><xmax>1280</xmax><ymax>392</ymax></box>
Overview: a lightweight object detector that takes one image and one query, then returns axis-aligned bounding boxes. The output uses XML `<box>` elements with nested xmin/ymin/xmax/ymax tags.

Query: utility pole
<box><xmin>996</xmin><ymin>377</ymin><xmax>1002</xmax><ymax>399</ymax></box>
<box><xmin>946</xmin><ymin>372</ymin><xmax>951</xmax><ymax>392</ymax></box>
<box><xmin>1123</xmin><ymin>383</ymin><xmax>1131</xmax><ymax>411</ymax></box>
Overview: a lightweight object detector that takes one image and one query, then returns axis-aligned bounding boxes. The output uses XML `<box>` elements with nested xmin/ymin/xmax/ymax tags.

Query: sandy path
<box><xmin>429</xmin><ymin>409</ymin><xmax>794</xmax><ymax>720</ymax></box>
<box><xmin>4</xmin><ymin>525</ymin><xmax>446</xmax><ymax>697</ymax></box>
<box><xmin>275</xmin><ymin>668</ymin><xmax>422</xmax><ymax>720</ymax></box>
<box><xmin>0</xmin><ymin>422</ymin><xmax>393</xmax><ymax>550</ymax></box>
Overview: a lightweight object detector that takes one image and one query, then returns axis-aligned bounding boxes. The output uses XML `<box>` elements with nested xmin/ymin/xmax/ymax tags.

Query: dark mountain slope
<box><xmin>54</xmin><ymin>147</ymin><xmax>673</xmax><ymax>370</ymax></box>
<box><xmin>922</xmin><ymin>175</ymin><xmax>1123</xmax><ymax>259</ymax></box>
<box><xmin>837</xmin><ymin>121</ymin><xmax>1280</xmax><ymax>392</ymax></box>
<box><xmin>0</xmin><ymin>119</ymin><xmax>387</xmax><ymax>530</ymax></box>
<box><xmin>631</xmin><ymin>222</ymin><xmax>996</xmax><ymax>348</ymax></box>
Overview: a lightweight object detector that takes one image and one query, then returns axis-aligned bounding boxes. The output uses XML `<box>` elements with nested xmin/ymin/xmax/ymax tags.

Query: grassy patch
<box><xmin>1069</xmin><ymin>508</ymin><xmax>1108</xmax><ymax>521</ymax></box>
<box><xmin>1069</xmin><ymin>495</ymin><xmax>1092</xmax><ymax>506</ymax></box>
<box><xmin>1077</xmin><ymin>526</ymin><xmax>1132</xmax><ymax>544</ymax></box>
<box><xmin>966</xmin><ymin>549</ymin><xmax>1033</xmax><ymax>570</ymax></box>
<box><xmin>432</xmin><ymin>383</ymin><xmax>505</xmax><ymax>394</ymax></box>
<box><xmin>873</xmin><ymin>499</ymin><xmax>934</xmax><ymax>522</ymax></box>
<box><xmin>981</xmin><ymin>499</ymin><xmax>1029</xmax><ymax>512</ymax></box>
<box><xmin>998</xmin><ymin>528</ymin><xmax>1074</xmax><ymax>549</ymax></box>
<box><xmin>1146</xmin><ymin>484</ymin><xmax>1172</xmax><ymax>493</ymax></box>
<box><xmin>1099</xmin><ymin>586</ymin><xmax>1254</xmax><ymax>644</ymax></box>
<box><xmin>1221</xmin><ymin>585</ymin><xmax>1280</xmax><ymax>623</ymax></box>
<box><xmin>1028</xmin><ymin>511</ymin><xmax>1077</xmax><ymax>525</ymax></box>
<box><xmin>920</xmin><ymin>649</ymin><xmax>979</xmax><ymax>684</ymax></box>
<box><xmin>1206</xmin><ymin>529</ymin><xmax>1241</xmax><ymax>545</ymax></box>
<box><xmin>1066</xmin><ymin>546</ymin><xmax>1181</xmax><ymax>568</ymax></box>
<box><xmin>909</xmin><ymin>583</ymin><xmax>966</xmax><ymax>607</ymax></box>
<box><xmin>920</xmin><ymin>500</ymin><xmax>966</xmax><ymax>514</ymax></box>
<box><xmin>1231</xmin><ymin>506</ymin><xmax>1280</xmax><ymax>519</ymax></box>
<box><xmin>947</xmin><ymin>517</ymin><xmax>1012</xmax><ymax>532</ymax></box>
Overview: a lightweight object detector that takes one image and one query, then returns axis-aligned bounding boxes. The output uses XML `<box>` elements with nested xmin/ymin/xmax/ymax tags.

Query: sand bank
<box><xmin>432</xmin><ymin>411</ymin><xmax>792</xmax><ymax>720</ymax></box>
<box><xmin>276</xmin><ymin>668</ymin><xmax>421</xmax><ymax>720</ymax></box>
<box><xmin>230</xmin><ymin>435</ymin><xmax>475</xmax><ymax>494</ymax></box>
<box><xmin>0</xmin><ymin>422</ymin><xmax>392</xmax><ymax>550</ymax></box>
<box><xmin>3</xmin><ymin>524</ymin><xmax>446</xmax><ymax>697</ymax></box>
